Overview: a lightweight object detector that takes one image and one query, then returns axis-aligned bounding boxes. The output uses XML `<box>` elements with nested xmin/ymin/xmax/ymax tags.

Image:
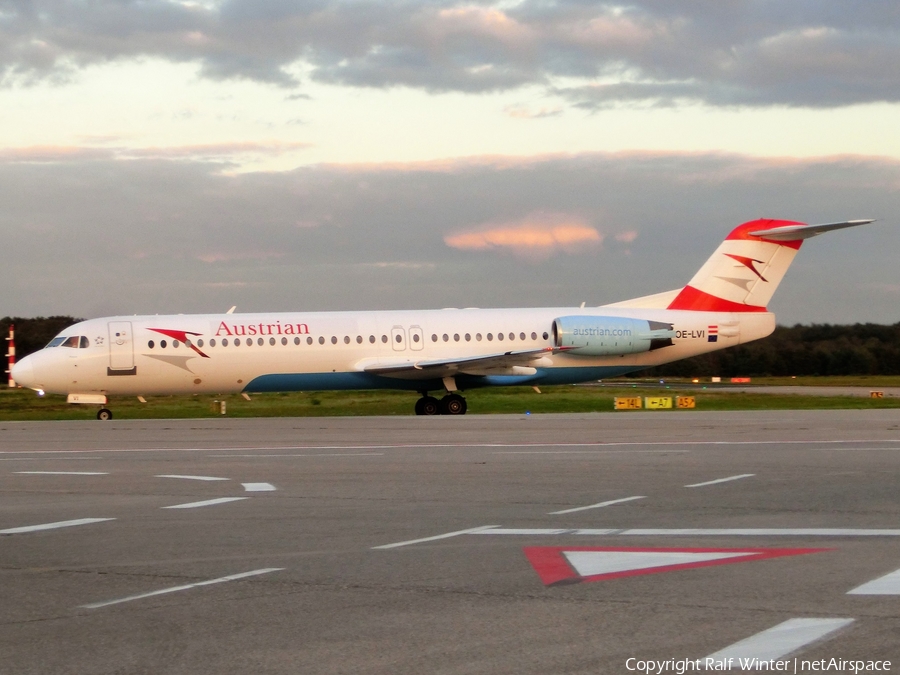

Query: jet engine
<box><xmin>552</xmin><ymin>316</ymin><xmax>675</xmax><ymax>356</ymax></box>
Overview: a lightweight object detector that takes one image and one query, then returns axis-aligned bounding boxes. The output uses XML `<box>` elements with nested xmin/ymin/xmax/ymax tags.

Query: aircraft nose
<box><xmin>11</xmin><ymin>356</ymin><xmax>36</xmax><ymax>389</ymax></box>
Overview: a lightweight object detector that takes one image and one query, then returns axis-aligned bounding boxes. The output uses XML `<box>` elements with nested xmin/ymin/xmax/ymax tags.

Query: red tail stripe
<box><xmin>667</xmin><ymin>285</ymin><xmax>767</xmax><ymax>312</ymax></box>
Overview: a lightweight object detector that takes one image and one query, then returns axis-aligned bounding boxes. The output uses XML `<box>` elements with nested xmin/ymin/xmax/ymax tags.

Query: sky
<box><xmin>1</xmin><ymin>0</ymin><xmax>899</xmax><ymax>324</ymax></box>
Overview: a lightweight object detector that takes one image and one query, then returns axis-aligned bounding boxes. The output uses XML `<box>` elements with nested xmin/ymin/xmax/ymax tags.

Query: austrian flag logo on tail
<box><xmin>708</xmin><ymin>326</ymin><xmax>718</xmax><ymax>342</ymax></box>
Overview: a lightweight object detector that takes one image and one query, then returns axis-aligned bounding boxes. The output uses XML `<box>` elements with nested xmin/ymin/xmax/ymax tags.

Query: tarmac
<box><xmin>2</xmin><ymin>410</ymin><xmax>900</xmax><ymax>673</ymax></box>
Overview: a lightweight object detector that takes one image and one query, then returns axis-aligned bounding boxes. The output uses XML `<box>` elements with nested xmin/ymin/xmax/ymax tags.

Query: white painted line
<box><xmin>550</xmin><ymin>495</ymin><xmax>646</xmax><ymax>515</ymax></box>
<box><xmin>848</xmin><ymin>567</ymin><xmax>900</xmax><ymax>595</ymax></box>
<box><xmin>495</xmin><ymin>450</ymin><xmax>690</xmax><ymax>455</ymax></box>
<box><xmin>471</xmin><ymin>527</ymin><xmax>900</xmax><ymax>537</ymax></box>
<box><xmin>622</xmin><ymin>528</ymin><xmax>900</xmax><ymax>536</ymax></box>
<box><xmin>82</xmin><ymin>568</ymin><xmax>284</xmax><ymax>609</ymax></box>
<box><xmin>242</xmin><ymin>482</ymin><xmax>276</xmax><ymax>492</ymax></box>
<box><xmin>685</xmin><ymin>474</ymin><xmax>755</xmax><ymax>488</ymax></box>
<box><xmin>0</xmin><ymin>518</ymin><xmax>115</xmax><ymax>535</ymax></box>
<box><xmin>0</xmin><ymin>457</ymin><xmax>103</xmax><ymax>461</ymax></box>
<box><xmin>703</xmin><ymin>618</ymin><xmax>854</xmax><ymax>662</ymax></box>
<box><xmin>373</xmin><ymin>525</ymin><xmax>500</xmax><ymax>550</ymax></box>
<box><xmin>6</xmin><ymin>438</ymin><xmax>900</xmax><ymax>455</ymax></box>
<box><xmin>208</xmin><ymin>453</ymin><xmax>384</xmax><ymax>458</ymax></box>
<box><xmin>162</xmin><ymin>497</ymin><xmax>247</xmax><ymax>509</ymax></box>
<box><xmin>156</xmin><ymin>474</ymin><xmax>229</xmax><ymax>481</ymax></box>
<box><xmin>15</xmin><ymin>471</ymin><xmax>108</xmax><ymax>475</ymax></box>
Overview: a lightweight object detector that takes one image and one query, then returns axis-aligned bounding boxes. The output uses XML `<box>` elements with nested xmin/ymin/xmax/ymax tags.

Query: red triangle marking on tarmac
<box><xmin>523</xmin><ymin>547</ymin><xmax>830</xmax><ymax>586</ymax></box>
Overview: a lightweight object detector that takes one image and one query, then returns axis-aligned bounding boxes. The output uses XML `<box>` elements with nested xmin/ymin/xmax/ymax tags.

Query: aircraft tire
<box><xmin>440</xmin><ymin>394</ymin><xmax>467</xmax><ymax>415</ymax></box>
<box><xmin>97</xmin><ymin>408</ymin><xmax>113</xmax><ymax>421</ymax></box>
<box><xmin>416</xmin><ymin>396</ymin><xmax>440</xmax><ymax>416</ymax></box>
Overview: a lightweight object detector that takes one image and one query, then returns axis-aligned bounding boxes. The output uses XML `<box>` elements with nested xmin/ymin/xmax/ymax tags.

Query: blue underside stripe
<box><xmin>243</xmin><ymin>366</ymin><xmax>641</xmax><ymax>393</ymax></box>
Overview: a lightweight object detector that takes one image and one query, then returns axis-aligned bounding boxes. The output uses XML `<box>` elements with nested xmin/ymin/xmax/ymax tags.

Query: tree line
<box><xmin>3</xmin><ymin>316</ymin><xmax>900</xmax><ymax>377</ymax></box>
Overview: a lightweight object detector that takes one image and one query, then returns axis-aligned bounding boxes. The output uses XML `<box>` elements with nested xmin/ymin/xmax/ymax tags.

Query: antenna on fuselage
<box><xmin>226</xmin><ymin>306</ymin><xmax>236</xmax><ymax>314</ymax></box>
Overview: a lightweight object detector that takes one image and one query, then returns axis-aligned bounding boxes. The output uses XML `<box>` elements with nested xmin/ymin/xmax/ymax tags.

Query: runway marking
<box><xmin>472</xmin><ymin>527</ymin><xmax>900</xmax><ymax>537</ymax></box>
<box><xmin>81</xmin><ymin>567</ymin><xmax>284</xmax><ymax>609</ymax></box>
<box><xmin>156</xmin><ymin>474</ymin><xmax>230</xmax><ymax>481</ymax></box>
<box><xmin>550</xmin><ymin>496</ymin><xmax>646</xmax><ymax>515</ymax></box>
<box><xmin>0</xmin><ymin>457</ymin><xmax>103</xmax><ymax>461</ymax></box>
<box><xmin>685</xmin><ymin>474</ymin><xmax>755</xmax><ymax>488</ymax></box>
<box><xmin>0</xmin><ymin>518</ymin><xmax>115</xmax><ymax>535</ymax></box>
<box><xmin>373</xmin><ymin>525</ymin><xmax>501</xmax><ymax>550</ymax></box>
<box><xmin>162</xmin><ymin>497</ymin><xmax>247</xmax><ymax>509</ymax></box>
<box><xmin>209</xmin><ymin>453</ymin><xmax>384</xmax><ymax>458</ymax></box>
<box><xmin>703</xmin><ymin>617</ymin><xmax>854</xmax><ymax>662</ymax></box>
<box><xmin>525</xmin><ymin>547</ymin><xmax>827</xmax><ymax>586</ymax></box>
<box><xmin>848</xmin><ymin>567</ymin><xmax>900</xmax><ymax>595</ymax></box>
<box><xmin>242</xmin><ymin>482</ymin><xmax>276</xmax><ymax>492</ymax></box>
<box><xmin>15</xmin><ymin>471</ymin><xmax>108</xmax><ymax>475</ymax></box>
<box><xmin>495</xmin><ymin>450</ymin><xmax>690</xmax><ymax>455</ymax></box>
<box><xmin>6</xmin><ymin>438</ymin><xmax>900</xmax><ymax>455</ymax></box>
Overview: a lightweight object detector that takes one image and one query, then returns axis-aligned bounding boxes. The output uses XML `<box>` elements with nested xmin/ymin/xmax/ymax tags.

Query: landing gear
<box><xmin>415</xmin><ymin>395</ymin><xmax>441</xmax><ymax>416</ymax></box>
<box><xmin>414</xmin><ymin>392</ymin><xmax>467</xmax><ymax>415</ymax></box>
<box><xmin>440</xmin><ymin>393</ymin><xmax>467</xmax><ymax>415</ymax></box>
<box><xmin>97</xmin><ymin>408</ymin><xmax>113</xmax><ymax>421</ymax></box>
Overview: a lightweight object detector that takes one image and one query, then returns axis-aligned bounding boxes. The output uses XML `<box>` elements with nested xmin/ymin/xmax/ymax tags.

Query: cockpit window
<box><xmin>46</xmin><ymin>337</ymin><xmax>66</xmax><ymax>348</ymax></box>
<box><xmin>80</xmin><ymin>336</ymin><xmax>89</xmax><ymax>349</ymax></box>
<box><xmin>60</xmin><ymin>336</ymin><xmax>81</xmax><ymax>348</ymax></box>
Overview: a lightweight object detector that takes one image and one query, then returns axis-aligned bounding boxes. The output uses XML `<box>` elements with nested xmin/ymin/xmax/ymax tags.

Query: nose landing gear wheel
<box><xmin>97</xmin><ymin>408</ymin><xmax>113</xmax><ymax>421</ymax></box>
<box><xmin>439</xmin><ymin>393</ymin><xmax>467</xmax><ymax>415</ymax></box>
<box><xmin>415</xmin><ymin>396</ymin><xmax>440</xmax><ymax>416</ymax></box>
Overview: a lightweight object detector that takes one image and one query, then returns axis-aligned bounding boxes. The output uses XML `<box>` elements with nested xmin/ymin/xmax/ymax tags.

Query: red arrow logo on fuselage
<box><xmin>148</xmin><ymin>328</ymin><xmax>210</xmax><ymax>358</ymax></box>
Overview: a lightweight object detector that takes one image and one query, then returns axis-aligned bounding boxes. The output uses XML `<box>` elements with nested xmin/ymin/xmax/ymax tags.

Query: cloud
<box><xmin>1</xmin><ymin>2</ymin><xmax>899</xmax><ymax>107</ymax></box>
<box><xmin>0</xmin><ymin>150</ymin><xmax>898</xmax><ymax>322</ymax></box>
<box><xmin>0</xmin><ymin>142</ymin><xmax>310</xmax><ymax>163</ymax></box>
<box><xmin>445</xmin><ymin>213</ymin><xmax>602</xmax><ymax>259</ymax></box>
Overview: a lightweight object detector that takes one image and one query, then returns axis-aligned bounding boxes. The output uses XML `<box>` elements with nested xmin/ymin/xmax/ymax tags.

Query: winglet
<box><xmin>749</xmin><ymin>219</ymin><xmax>875</xmax><ymax>241</ymax></box>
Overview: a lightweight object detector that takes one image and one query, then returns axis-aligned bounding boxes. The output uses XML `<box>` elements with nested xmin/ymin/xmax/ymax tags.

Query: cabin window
<box><xmin>412</xmin><ymin>334</ymin><xmax>420</xmax><ymax>343</ymax></box>
<box><xmin>453</xmin><ymin>334</ymin><xmax>460</xmax><ymax>342</ymax></box>
<box><xmin>531</xmin><ymin>332</ymin><xmax>537</xmax><ymax>340</ymax></box>
<box><xmin>210</xmin><ymin>339</ymin><xmax>217</xmax><ymax>347</ymax></box>
<box><xmin>487</xmin><ymin>333</ymin><xmax>493</xmax><ymax>341</ymax></box>
<box><xmin>246</xmin><ymin>338</ymin><xmax>252</xmax><ymax>346</ymax></box>
<box><xmin>269</xmin><ymin>337</ymin><xmax>276</xmax><ymax>346</ymax></box>
<box><xmin>431</xmin><ymin>334</ymin><xmax>438</xmax><ymax>342</ymax></box>
<box><xmin>161</xmin><ymin>340</ymin><xmax>168</xmax><ymax>348</ymax></box>
<box><xmin>476</xmin><ymin>333</ymin><xmax>482</xmax><ymax>341</ymax></box>
<box><xmin>344</xmin><ymin>336</ymin><xmax>350</xmax><ymax>344</ymax></box>
<box><xmin>442</xmin><ymin>334</ymin><xmax>449</xmax><ymax>342</ymax></box>
<box><xmin>497</xmin><ymin>333</ymin><xmax>504</xmax><ymax>341</ymax></box>
<box><xmin>382</xmin><ymin>335</ymin><xmax>388</xmax><ymax>343</ymax></box>
<box><xmin>357</xmin><ymin>335</ymin><xmax>363</xmax><ymax>344</ymax></box>
<box><xmin>255</xmin><ymin>337</ymin><xmax>262</xmax><ymax>346</ymax></box>
<box><xmin>519</xmin><ymin>332</ymin><xmax>526</xmax><ymax>341</ymax></box>
<box><xmin>369</xmin><ymin>335</ymin><xmax>376</xmax><ymax>343</ymax></box>
<box><xmin>543</xmin><ymin>332</ymin><xmax>549</xmax><ymax>340</ymax></box>
<box><xmin>197</xmin><ymin>339</ymin><xmax>204</xmax><ymax>347</ymax></box>
<box><xmin>395</xmin><ymin>334</ymin><xmax>402</xmax><ymax>343</ymax></box>
<box><xmin>465</xmin><ymin>333</ymin><xmax>471</xmax><ymax>342</ymax></box>
<box><xmin>304</xmin><ymin>337</ymin><xmax>311</xmax><ymax>345</ymax></box>
<box><xmin>319</xmin><ymin>336</ymin><xmax>325</xmax><ymax>345</ymax></box>
<box><xmin>509</xmin><ymin>333</ymin><xmax>514</xmax><ymax>341</ymax></box>
<box><xmin>331</xmin><ymin>336</ymin><xmax>338</xmax><ymax>345</ymax></box>
<box><xmin>281</xmin><ymin>337</ymin><xmax>288</xmax><ymax>345</ymax></box>
<box><xmin>221</xmin><ymin>339</ymin><xmax>228</xmax><ymax>347</ymax></box>
<box><xmin>148</xmin><ymin>340</ymin><xmax>155</xmax><ymax>349</ymax></box>
<box><xmin>234</xmin><ymin>339</ymin><xmax>240</xmax><ymax>347</ymax></box>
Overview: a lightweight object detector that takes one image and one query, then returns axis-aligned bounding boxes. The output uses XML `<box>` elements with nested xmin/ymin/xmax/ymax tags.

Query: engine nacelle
<box><xmin>552</xmin><ymin>316</ymin><xmax>675</xmax><ymax>356</ymax></box>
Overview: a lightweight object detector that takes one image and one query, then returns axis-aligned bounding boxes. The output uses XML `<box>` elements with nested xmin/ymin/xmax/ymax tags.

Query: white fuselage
<box><xmin>15</xmin><ymin>306</ymin><xmax>775</xmax><ymax>397</ymax></box>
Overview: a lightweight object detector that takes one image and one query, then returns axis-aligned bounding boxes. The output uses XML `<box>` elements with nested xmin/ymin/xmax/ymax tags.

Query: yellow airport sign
<box><xmin>614</xmin><ymin>397</ymin><xmax>643</xmax><ymax>410</ymax></box>
<box><xmin>677</xmin><ymin>396</ymin><xmax>696</xmax><ymax>408</ymax></box>
<box><xmin>644</xmin><ymin>397</ymin><xmax>673</xmax><ymax>409</ymax></box>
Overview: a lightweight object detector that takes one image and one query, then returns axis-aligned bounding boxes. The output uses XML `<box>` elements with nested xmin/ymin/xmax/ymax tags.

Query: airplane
<box><xmin>11</xmin><ymin>218</ymin><xmax>874</xmax><ymax>420</ymax></box>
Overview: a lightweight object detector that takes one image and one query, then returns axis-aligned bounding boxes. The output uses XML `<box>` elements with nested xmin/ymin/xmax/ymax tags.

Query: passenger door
<box><xmin>108</xmin><ymin>321</ymin><xmax>136</xmax><ymax>374</ymax></box>
<box><xmin>390</xmin><ymin>326</ymin><xmax>406</xmax><ymax>351</ymax></box>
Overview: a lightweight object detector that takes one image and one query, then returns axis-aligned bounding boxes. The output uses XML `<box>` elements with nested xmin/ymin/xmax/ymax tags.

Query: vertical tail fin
<box><xmin>667</xmin><ymin>218</ymin><xmax>874</xmax><ymax>312</ymax></box>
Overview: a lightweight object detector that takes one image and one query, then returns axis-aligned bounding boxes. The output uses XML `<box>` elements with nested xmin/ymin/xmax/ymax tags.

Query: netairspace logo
<box><xmin>625</xmin><ymin>658</ymin><xmax>891</xmax><ymax>673</ymax></box>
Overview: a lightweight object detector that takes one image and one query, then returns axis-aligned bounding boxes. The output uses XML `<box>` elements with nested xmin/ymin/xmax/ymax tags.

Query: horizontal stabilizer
<box><xmin>750</xmin><ymin>219</ymin><xmax>875</xmax><ymax>241</ymax></box>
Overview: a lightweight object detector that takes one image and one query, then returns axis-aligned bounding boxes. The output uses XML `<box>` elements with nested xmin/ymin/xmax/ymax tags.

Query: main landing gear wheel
<box><xmin>97</xmin><ymin>408</ymin><xmax>113</xmax><ymax>421</ymax></box>
<box><xmin>439</xmin><ymin>393</ymin><xmax>467</xmax><ymax>415</ymax></box>
<box><xmin>415</xmin><ymin>396</ymin><xmax>441</xmax><ymax>416</ymax></box>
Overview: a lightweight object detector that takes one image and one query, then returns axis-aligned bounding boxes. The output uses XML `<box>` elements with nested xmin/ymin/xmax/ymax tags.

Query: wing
<box><xmin>357</xmin><ymin>347</ymin><xmax>559</xmax><ymax>381</ymax></box>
